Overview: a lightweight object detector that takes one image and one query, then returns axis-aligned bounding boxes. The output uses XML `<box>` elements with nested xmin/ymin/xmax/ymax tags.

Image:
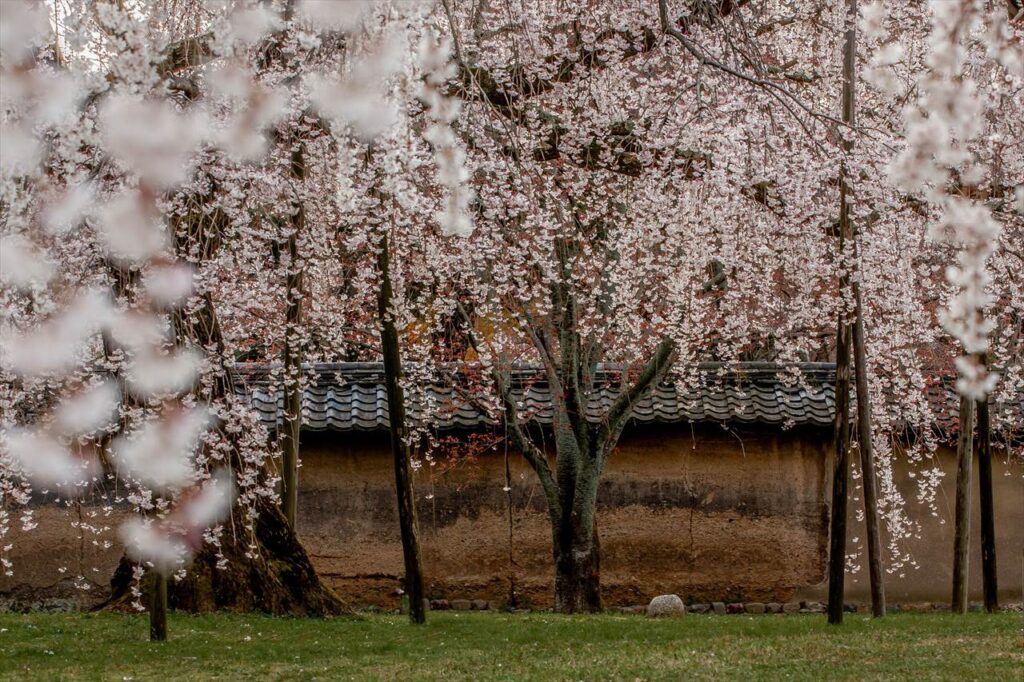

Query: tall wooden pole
<box><xmin>951</xmin><ymin>395</ymin><xmax>975</xmax><ymax>613</ymax></box>
<box><xmin>377</xmin><ymin>233</ymin><xmax>427</xmax><ymax>624</ymax></box>
<box><xmin>150</xmin><ymin>571</ymin><xmax>168</xmax><ymax>642</ymax></box>
<box><xmin>281</xmin><ymin>228</ymin><xmax>303</xmax><ymax>529</ymax></box>
<box><xmin>827</xmin><ymin>0</ymin><xmax>858</xmax><ymax>627</ymax></box>
<box><xmin>976</xmin><ymin>386</ymin><xmax>998</xmax><ymax>612</ymax></box>
<box><xmin>851</xmin><ymin>291</ymin><xmax>886</xmax><ymax>617</ymax></box>
<box><xmin>840</xmin><ymin>0</ymin><xmax>885</xmax><ymax>617</ymax></box>
<box><xmin>281</xmin><ymin>144</ymin><xmax>306</xmax><ymax>529</ymax></box>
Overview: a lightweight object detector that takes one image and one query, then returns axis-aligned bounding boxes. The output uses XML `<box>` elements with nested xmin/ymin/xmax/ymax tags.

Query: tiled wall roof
<box><xmin>233</xmin><ymin>362</ymin><xmax>840</xmax><ymax>431</ymax></box>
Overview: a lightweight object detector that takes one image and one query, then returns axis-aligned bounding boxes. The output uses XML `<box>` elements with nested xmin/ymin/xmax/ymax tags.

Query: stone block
<box><xmin>647</xmin><ymin>594</ymin><xmax>686</xmax><ymax>617</ymax></box>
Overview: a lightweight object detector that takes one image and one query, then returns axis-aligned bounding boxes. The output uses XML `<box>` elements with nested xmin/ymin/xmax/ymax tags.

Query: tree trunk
<box><xmin>150</xmin><ymin>572</ymin><xmax>167</xmax><ymax>641</ymax></box>
<box><xmin>952</xmin><ymin>395</ymin><xmax>975</xmax><ymax>614</ymax></box>
<box><xmin>553</xmin><ymin>519</ymin><xmax>602</xmax><ymax>613</ymax></box>
<box><xmin>377</xmin><ymin>233</ymin><xmax>427</xmax><ymax>625</ymax></box>
<box><xmin>827</xmin><ymin>0</ymin><xmax>858</xmax><ymax>627</ymax></box>
<box><xmin>976</xmin><ymin>390</ymin><xmax>998</xmax><ymax>612</ymax></box>
<box><xmin>104</xmin><ymin>503</ymin><xmax>349</xmax><ymax>615</ymax></box>
<box><xmin>852</xmin><ymin>287</ymin><xmax>886</xmax><ymax>617</ymax></box>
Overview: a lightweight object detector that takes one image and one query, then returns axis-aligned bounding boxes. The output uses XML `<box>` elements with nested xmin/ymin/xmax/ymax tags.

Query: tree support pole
<box><xmin>377</xmin><ymin>233</ymin><xmax>426</xmax><ymax>624</ymax></box>
<box><xmin>281</xmin><ymin>144</ymin><xmax>307</xmax><ymax>530</ymax></box>
<box><xmin>976</xmin><ymin>388</ymin><xmax>998</xmax><ymax>612</ymax></box>
<box><xmin>281</xmin><ymin>229</ymin><xmax>303</xmax><ymax>529</ymax></box>
<box><xmin>852</xmin><ymin>286</ymin><xmax>886</xmax><ymax>617</ymax></box>
<box><xmin>952</xmin><ymin>395</ymin><xmax>975</xmax><ymax>613</ymax></box>
<box><xmin>827</xmin><ymin>0</ymin><xmax>858</xmax><ymax>627</ymax></box>
<box><xmin>150</xmin><ymin>571</ymin><xmax>168</xmax><ymax>642</ymax></box>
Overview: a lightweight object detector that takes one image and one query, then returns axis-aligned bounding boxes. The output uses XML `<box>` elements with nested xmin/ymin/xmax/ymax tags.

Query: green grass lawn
<box><xmin>0</xmin><ymin>611</ymin><xmax>1020</xmax><ymax>681</ymax></box>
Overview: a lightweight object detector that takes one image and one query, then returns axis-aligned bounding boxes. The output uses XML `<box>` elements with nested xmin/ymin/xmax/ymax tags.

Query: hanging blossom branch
<box><xmin>883</xmin><ymin>1</ymin><xmax>1021</xmax><ymax>398</ymax></box>
<box><xmin>0</xmin><ymin>0</ymin><xmax>258</xmax><ymax>586</ymax></box>
<box><xmin>418</xmin><ymin>30</ymin><xmax>475</xmax><ymax>238</ymax></box>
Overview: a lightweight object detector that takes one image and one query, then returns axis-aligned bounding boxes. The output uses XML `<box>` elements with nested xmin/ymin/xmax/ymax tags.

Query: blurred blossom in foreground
<box><xmin>99</xmin><ymin>96</ymin><xmax>207</xmax><ymax>189</ymax></box>
<box><xmin>110</xmin><ymin>407</ymin><xmax>214</xmax><ymax>492</ymax></box>
<box><xmin>127</xmin><ymin>348</ymin><xmax>203</xmax><ymax>398</ymax></box>
<box><xmin>306</xmin><ymin>33</ymin><xmax>404</xmax><ymax>141</ymax></box>
<box><xmin>0</xmin><ymin>0</ymin><xmax>50</xmax><ymax>64</ymax></box>
<box><xmin>0</xmin><ymin>289</ymin><xmax>112</xmax><ymax>377</ymax></box>
<box><xmin>0</xmin><ymin>233</ymin><xmax>54</xmax><ymax>289</ymax></box>
<box><xmin>143</xmin><ymin>263</ymin><xmax>196</xmax><ymax>308</ymax></box>
<box><xmin>52</xmin><ymin>380</ymin><xmax>121</xmax><ymax>437</ymax></box>
<box><xmin>121</xmin><ymin>472</ymin><xmax>235</xmax><ymax>575</ymax></box>
<box><xmin>43</xmin><ymin>182</ymin><xmax>95</xmax><ymax>235</ymax></box>
<box><xmin>2</xmin><ymin>428</ymin><xmax>99</xmax><ymax>494</ymax></box>
<box><xmin>0</xmin><ymin>121</ymin><xmax>41</xmax><ymax>178</ymax></box>
<box><xmin>95</xmin><ymin>192</ymin><xmax>170</xmax><ymax>264</ymax></box>
<box><xmin>295</xmin><ymin>0</ymin><xmax>375</xmax><ymax>33</ymax></box>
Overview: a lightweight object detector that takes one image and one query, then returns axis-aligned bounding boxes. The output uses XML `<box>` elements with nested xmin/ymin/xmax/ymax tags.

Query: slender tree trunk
<box><xmin>281</xmin><ymin>142</ymin><xmax>307</xmax><ymax>529</ymax></box>
<box><xmin>150</xmin><ymin>572</ymin><xmax>168</xmax><ymax>642</ymax></box>
<box><xmin>952</xmin><ymin>395</ymin><xmax>975</xmax><ymax>613</ymax></box>
<box><xmin>377</xmin><ymin>233</ymin><xmax>426</xmax><ymax>624</ymax></box>
<box><xmin>281</xmin><ymin>227</ymin><xmax>303</xmax><ymax>529</ymax></box>
<box><xmin>827</xmin><ymin>0</ymin><xmax>858</xmax><ymax>627</ymax></box>
<box><xmin>976</xmin><ymin>388</ymin><xmax>998</xmax><ymax>612</ymax></box>
<box><xmin>852</xmin><ymin>290</ymin><xmax>886</xmax><ymax>617</ymax></box>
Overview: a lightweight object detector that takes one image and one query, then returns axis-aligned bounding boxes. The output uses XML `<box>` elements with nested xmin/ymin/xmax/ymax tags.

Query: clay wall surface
<box><xmin>3</xmin><ymin>423</ymin><xmax>1020</xmax><ymax>611</ymax></box>
<box><xmin>801</xmin><ymin>446</ymin><xmax>1024</xmax><ymax>605</ymax></box>
<box><xmin>298</xmin><ymin>424</ymin><xmax>831</xmax><ymax>608</ymax></box>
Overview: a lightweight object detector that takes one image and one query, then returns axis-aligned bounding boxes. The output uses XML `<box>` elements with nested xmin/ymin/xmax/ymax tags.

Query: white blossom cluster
<box><xmin>877</xmin><ymin>1</ymin><xmax>1022</xmax><ymax>398</ymax></box>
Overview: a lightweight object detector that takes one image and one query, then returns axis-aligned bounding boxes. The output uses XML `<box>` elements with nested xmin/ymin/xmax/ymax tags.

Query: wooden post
<box><xmin>951</xmin><ymin>395</ymin><xmax>975</xmax><ymax>613</ymax></box>
<box><xmin>377</xmin><ymin>233</ymin><xmax>427</xmax><ymax>624</ymax></box>
<box><xmin>845</xmin><ymin>0</ymin><xmax>885</xmax><ymax>612</ymax></box>
<box><xmin>827</xmin><ymin>0</ymin><xmax>858</xmax><ymax>627</ymax></box>
<box><xmin>281</xmin><ymin>228</ymin><xmax>303</xmax><ymax>529</ymax></box>
<box><xmin>150</xmin><ymin>571</ymin><xmax>168</xmax><ymax>642</ymax></box>
<box><xmin>976</xmin><ymin>390</ymin><xmax>998</xmax><ymax>612</ymax></box>
<box><xmin>852</xmin><ymin>289</ymin><xmax>886</xmax><ymax>617</ymax></box>
<box><xmin>281</xmin><ymin>143</ymin><xmax>307</xmax><ymax>530</ymax></box>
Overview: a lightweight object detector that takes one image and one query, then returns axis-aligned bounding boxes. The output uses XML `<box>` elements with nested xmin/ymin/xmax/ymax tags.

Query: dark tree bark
<box><xmin>377</xmin><ymin>233</ymin><xmax>427</xmax><ymax>624</ymax></box>
<box><xmin>553</xmin><ymin>513</ymin><xmax>602</xmax><ymax>613</ymax></box>
<box><xmin>101</xmin><ymin>194</ymin><xmax>347</xmax><ymax>617</ymax></box>
<box><xmin>952</xmin><ymin>395</ymin><xmax>975</xmax><ymax>614</ymax></box>
<box><xmin>827</xmin><ymin>313</ymin><xmax>852</xmax><ymax>626</ymax></box>
<box><xmin>150</xmin><ymin>572</ymin><xmax>167</xmax><ymax>641</ymax></box>
<box><xmin>976</xmin><ymin>388</ymin><xmax>998</xmax><ymax>612</ymax></box>
<box><xmin>827</xmin><ymin>0</ymin><xmax>858</xmax><ymax>627</ymax></box>
<box><xmin>105</xmin><ymin>503</ymin><xmax>348</xmax><ymax>615</ymax></box>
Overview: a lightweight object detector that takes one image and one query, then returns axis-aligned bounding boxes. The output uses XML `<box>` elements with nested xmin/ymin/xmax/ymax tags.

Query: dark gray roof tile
<box><xmin>232</xmin><ymin>362</ymin><xmax>841</xmax><ymax>432</ymax></box>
